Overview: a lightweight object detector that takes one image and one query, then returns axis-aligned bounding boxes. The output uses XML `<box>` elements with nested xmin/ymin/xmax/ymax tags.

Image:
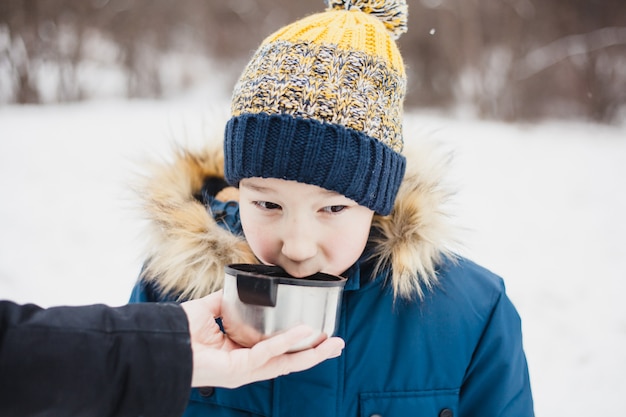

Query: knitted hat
<box><xmin>224</xmin><ymin>0</ymin><xmax>408</xmax><ymax>215</ymax></box>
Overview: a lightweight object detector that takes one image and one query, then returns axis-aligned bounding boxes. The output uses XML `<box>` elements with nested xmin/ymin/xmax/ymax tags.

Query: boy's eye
<box><xmin>254</xmin><ymin>201</ymin><xmax>282</xmax><ymax>210</ymax></box>
<box><xmin>322</xmin><ymin>205</ymin><xmax>347</xmax><ymax>214</ymax></box>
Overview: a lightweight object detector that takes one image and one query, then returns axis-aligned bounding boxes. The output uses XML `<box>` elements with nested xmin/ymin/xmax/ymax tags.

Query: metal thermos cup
<box><xmin>221</xmin><ymin>264</ymin><xmax>347</xmax><ymax>352</ymax></box>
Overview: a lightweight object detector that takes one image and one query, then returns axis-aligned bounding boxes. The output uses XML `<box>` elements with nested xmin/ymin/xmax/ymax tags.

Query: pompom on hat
<box><xmin>224</xmin><ymin>0</ymin><xmax>408</xmax><ymax>215</ymax></box>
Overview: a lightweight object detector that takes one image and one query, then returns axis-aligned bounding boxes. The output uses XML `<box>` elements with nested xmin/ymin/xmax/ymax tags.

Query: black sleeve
<box><xmin>0</xmin><ymin>300</ymin><xmax>192</xmax><ymax>417</ymax></box>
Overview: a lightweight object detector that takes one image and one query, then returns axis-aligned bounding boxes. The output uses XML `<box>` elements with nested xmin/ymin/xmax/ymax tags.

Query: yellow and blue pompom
<box><xmin>324</xmin><ymin>0</ymin><xmax>408</xmax><ymax>39</ymax></box>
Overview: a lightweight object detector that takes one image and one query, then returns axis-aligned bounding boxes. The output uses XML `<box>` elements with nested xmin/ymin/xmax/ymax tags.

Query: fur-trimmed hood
<box><xmin>136</xmin><ymin>134</ymin><xmax>458</xmax><ymax>301</ymax></box>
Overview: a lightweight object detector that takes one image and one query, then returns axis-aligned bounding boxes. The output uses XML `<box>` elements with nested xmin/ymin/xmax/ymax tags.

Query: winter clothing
<box><xmin>225</xmin><ymin>0</ymin><xmax>409</xmax><ymax>215</ymax></box>
<box><xmin>0</xmin><ymin>300</ymin><xmax>192</xmax><ymax>417</ymax></box>
<box><xmin>130</xmin><ymin>1</ymin><xmax>534</xmax><ymax>415</ymax></box>
<box><xmin>129</xmin><ymin>144</ymin><xmax>535</xmax><ymax>416</ymax></box>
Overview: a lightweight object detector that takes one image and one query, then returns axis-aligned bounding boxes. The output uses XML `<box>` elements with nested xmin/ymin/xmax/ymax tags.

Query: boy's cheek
<box><xmin>245</xmin><ymin>233</ymin><xmax>277</xmax><ymax>264</ymax></box>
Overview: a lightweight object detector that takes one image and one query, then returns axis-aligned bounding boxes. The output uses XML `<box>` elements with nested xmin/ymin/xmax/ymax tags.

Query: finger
<box><xmin>280</xmin><ymin>337</ymin><xmax>345</xmax><ymax>373</ymax></box>
<box><xmin>248</xmin><ymin>325</ymin><xmax>316</xmax><ymax>364</ymax></box>
<box><xmin>314</xmin><ymin>337</ymin><xmax>345</xmax><ymax>359</ymax></box>
<box><xmin>250</xmin><ymin>336</ymin><xmax>345</xmax><ymax>382</ymax></box>
<box><xmin>199</xmin><ymin>290</ymin><xmax>224</xmax><ymax>318</ymax></box>
<box><xmin>183</xmin><ymin>291</ymin><xmax>227</xmax><ymax>346</ymax></box>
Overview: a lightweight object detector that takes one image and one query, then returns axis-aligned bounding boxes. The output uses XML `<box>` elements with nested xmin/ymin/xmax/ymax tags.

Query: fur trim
<box><xmin>369</xmin><ymin>141</ymin><xmax>459</xmax><ymax>300</ymax></box>
<box><xmin>137</xmin><ymin>146</ymin><xmax>256</xmax><ymax>301</ymax></box>
<box><xmin>136</xmin><ymin>137</ymin><xmax>458</xmax><ymax>301</ymax></box>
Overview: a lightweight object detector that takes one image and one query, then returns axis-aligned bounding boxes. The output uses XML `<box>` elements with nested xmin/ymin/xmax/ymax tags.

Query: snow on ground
<box><xmin>1</xmin><ymin>86</ymin><xmax>624</xmax><ymax>416</ymax></box>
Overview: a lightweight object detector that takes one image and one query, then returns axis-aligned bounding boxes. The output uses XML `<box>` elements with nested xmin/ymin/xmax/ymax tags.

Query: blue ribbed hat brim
<box><xmin>224</xmin><ymin>113</ymin><xmax>405</xmax><ymax>215</ymax></box>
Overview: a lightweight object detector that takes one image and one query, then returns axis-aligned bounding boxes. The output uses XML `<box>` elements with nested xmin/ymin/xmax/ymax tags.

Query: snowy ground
<box><xmin>1</xmin><ymin>86</ymin><xmax>624</xmax><ymax>416</ymax></box>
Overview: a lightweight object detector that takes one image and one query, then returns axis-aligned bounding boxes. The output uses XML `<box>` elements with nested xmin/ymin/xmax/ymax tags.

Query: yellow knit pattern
<box><xmin>231</xmin><ymin>7</ymin><xmax>408</xmax><ymax>152</ymax></box>
<box><xmin>263</xmin><ymin>9</ymin><xmax>405</xmax><ymax>76</ymax></box>
<box><xmin>231</xmin><ymin>40</ymin><xmax>406</xmax><ymax>152</ymax></box>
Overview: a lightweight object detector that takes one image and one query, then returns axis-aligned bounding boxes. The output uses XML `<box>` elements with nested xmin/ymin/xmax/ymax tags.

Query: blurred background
<box><xmin>1</xmin><ymin>0</ymin><xmax>625</xmax><ymax>123</ymax></box>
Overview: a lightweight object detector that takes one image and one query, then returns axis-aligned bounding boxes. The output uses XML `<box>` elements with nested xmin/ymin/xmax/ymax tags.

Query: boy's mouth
<box><xmin>272</xmin><ymin>262</ymin><xmax>322</xmax><ymax>280</ymax></box>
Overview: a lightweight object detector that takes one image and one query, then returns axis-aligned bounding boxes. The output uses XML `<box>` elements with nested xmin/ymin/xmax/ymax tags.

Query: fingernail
<box><xmin>325</xmin><ymin>339</ymin><xmax>345</xmax><ymax>358</ymax></box>
<box><xmin>329</xmin><ymin>348</ymin><xmax>343</xmax><ymax>358</ymax></box>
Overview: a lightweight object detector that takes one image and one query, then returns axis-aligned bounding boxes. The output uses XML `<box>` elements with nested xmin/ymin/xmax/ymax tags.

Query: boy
<box><xmin>131</xmin><ymin>0</ymin><xmax>534</xmax><ymax>415</ymax></box>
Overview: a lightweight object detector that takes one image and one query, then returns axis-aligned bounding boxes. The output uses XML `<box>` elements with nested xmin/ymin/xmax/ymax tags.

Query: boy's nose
<box><xmin>280</xmin><ymin>218</ymin><xmax>318</xmax><ymax>263</ymax></box>
<box><xmin>281</xmin><ymin>237</ymin><xmax>318</xmax><ymax>263</ymax></box>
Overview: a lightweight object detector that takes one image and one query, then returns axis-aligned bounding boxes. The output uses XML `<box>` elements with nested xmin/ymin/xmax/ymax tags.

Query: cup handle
<box><xmin>236</xmin><ymin>274</ymin><xmax>278</xmax><ymax>307</ymax></box>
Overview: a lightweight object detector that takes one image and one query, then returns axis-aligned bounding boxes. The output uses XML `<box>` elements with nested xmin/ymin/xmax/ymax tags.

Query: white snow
<box><xmin>1</xmin><ymin>85</ymin><xmax>624</xmax><ymax>416</ymax></box>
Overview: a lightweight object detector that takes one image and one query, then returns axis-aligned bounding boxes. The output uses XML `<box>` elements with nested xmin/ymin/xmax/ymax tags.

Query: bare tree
<box><xmin>1</xmin><ymin>0</ymin><xmax>624</xmax><ymax>123</ymax></box>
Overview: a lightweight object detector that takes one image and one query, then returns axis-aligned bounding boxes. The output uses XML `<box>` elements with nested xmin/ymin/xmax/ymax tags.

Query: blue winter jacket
<box><xmin>129</xmin><ymin>146</ymin><xmax>534</xmax><ymax>417</ymax></box>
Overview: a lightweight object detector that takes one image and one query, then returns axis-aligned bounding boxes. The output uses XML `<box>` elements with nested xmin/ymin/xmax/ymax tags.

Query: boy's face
<box><xmin>239</xmin><ymin>177</ymin><xmax>374</xmax><ymax>278</ymax></box>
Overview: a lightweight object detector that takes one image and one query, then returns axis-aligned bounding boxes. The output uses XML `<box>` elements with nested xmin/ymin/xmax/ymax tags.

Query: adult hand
<box><xmin>181</xmin><ymin>290</ymin><xmax>345</xmax><ymax>388</ymax></box>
